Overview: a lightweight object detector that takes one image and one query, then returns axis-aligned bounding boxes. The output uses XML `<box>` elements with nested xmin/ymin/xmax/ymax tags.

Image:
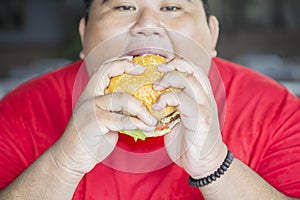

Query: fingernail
<box><xmin>134</xmin><ymin>64</ymin><xmax>145</xmax><ymax>74</ymax></box>
<box><xmin>157</xmin><ymin>64</ymin><xmax>171</xmax><ymax>72</ymax></box>
<box><xmin>122</xmin><ymin>56</ymin><xmax>133</xmax><ymax>60</ymax></box>
<box><xmin>153</xmin><ymin>83</ymin><xmax>164</xmax><ymax>91</ymax></box>
<box><xmin>152</xmin><ymin>103</ymin><xmax>163</xmax><ymax>111</ymax></box>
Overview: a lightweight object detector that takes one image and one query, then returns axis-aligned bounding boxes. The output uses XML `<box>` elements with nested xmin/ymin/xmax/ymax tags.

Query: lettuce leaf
<box><xmin>120</xmin><ymin>129</ymin><xmax>147</xmax><ymax>141</ymax></box>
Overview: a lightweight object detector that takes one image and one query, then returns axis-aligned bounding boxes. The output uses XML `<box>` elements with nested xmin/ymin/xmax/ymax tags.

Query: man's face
<box><xmin>79</xmin><ymin>0</ymin><xmax>219</xmax><ymax>74</ymax></box>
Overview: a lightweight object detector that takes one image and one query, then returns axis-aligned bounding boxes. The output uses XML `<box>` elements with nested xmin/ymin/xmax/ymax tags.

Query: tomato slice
<box><xmin>155</xmin><ymin>123</ymin><xmax>170</xmax><ymax>131</ymax></box>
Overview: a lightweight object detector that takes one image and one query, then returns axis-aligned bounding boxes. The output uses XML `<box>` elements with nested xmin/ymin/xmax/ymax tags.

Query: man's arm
<box><xmin>0</xmin><ymin>140</ymin><xmax>84</xmax><ymax>200</ymax></box>
<box><xmin>200</xmin><ymin>158</ymin><xmax>298</xmax><ymax>200</ymax></box>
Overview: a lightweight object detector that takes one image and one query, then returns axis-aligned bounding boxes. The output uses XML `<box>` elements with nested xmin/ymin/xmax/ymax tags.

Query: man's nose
<box><xmin>130</xmin><ymin>8</ymin><xmax>165</xmax><ymax>37</ymax></box>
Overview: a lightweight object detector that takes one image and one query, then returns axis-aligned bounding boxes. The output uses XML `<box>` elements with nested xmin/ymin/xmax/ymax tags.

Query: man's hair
<box><xmin>83</xmin><ymin>0</ymin><xmax>210</xmax><ymax>22</ymax></box>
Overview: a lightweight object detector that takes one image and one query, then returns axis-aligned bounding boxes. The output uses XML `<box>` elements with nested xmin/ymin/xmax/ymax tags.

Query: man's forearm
<box><xmin>199</xmin><ymin>158</ymin><xmax>297</xmax><ymax>200</ymax></box>
<box><xmin>0</xmin><ymin>144</ymin><xmax>84</xmax><ymax>200</ymax></box>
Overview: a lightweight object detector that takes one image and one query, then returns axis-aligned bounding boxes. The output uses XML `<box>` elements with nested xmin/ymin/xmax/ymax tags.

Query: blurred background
<box><xmin>0</xmin><ymin>0</ymin><xmax>299</xmax><ymax>98</ymax></box>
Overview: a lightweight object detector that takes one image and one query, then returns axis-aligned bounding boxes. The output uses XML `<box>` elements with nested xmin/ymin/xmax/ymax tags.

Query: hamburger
<box><xmin>105</xmin><ymin>54</ymin><xmax>180</xmax><ymax>141</ymax></box>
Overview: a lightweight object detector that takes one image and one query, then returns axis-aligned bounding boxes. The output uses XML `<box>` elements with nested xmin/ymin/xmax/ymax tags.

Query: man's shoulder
<box><xmin>0</xmin><ymin>60</ymin><xmax>84</xmax><ymax>116</ymax></box>
<box><xmin>213</xmin><ymin>57</ymin><xmax>271</xmax><ymax>82</ymax></box>
<box><xmin>213</xmin><ymin>58</ymin><xmax>300</xmax><ymax>120</ymax></box>
<box><xmin>213</xmin><ymin>57</ymin><xmax>292</xmax><ymax>97</ymax></box>
<box><xmin>1</xmin><ymin>60</ymin><xmax>83</xmax><ymax>101</ymax></box>
<box><xmin>18</xmin><ymin>60</ymin><xmax>83</xmax><ymax>93</ymax></box>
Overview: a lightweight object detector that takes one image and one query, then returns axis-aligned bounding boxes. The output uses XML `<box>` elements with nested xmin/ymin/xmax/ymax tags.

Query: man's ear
<box><xmin>79</xmin><ymin>17</ymin><xmax>86</xmax><ymax>60</ymax></box>
<box><xmin>208</xmin><ymin>16</ymin><xmax>219</xmax><ymax>57</ymax></box>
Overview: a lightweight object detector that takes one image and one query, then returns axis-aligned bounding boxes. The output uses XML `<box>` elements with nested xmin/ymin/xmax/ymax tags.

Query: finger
<box><xmin>153</xmin><ymin>91</ymin><xmax>198</xmax><ymax>117</ymax></box>
<box><xmin>164</xmin><ymin>124</ymin><xmax>183</xmax><ymax>166</ymax></box>
<box><xmin>153</xmin><ymin>91</ymin><xmax>212</xmax><ymax>132</ymax></box>
<box><xmin>154</xmin><ymin>71</ymin><xmax>208</xmax><ymax>105</ymax></box>
<box><xmin>156</xmin><ymin>64</ymin><xmax>174</xmax><ymax>73</ymax></box>
<box><xmin>157</xmin><ymin>57</ymin><xmax>194</xmax><ymax>74</ymax></box>
<box><xmin>94</xmin><ymin>131</ymin><xmax>119</xmax><ymax>162</ymax></box>
<box><xmin>99</xmin><ymin>112</ymin><xmax>156</xmax><ymax>133</ymax></box>
<box><xmin>88</xmin><ymin>58</ymin><xmax>145</xmax><ymax>95</ymax></box>
<box><xmin>104</xmin><ymin>57</ymin><xmax>145</xmax><ymax>77</ymax></box>
<box><xmin>96</xmin><ymin>92</ymin><xmax>157</xmax><ymax>126</ymax></box>
<box><xmin>102</xmin><ymin>56</ymin><xmax>133</xmax><ymax>65</ymax></box>
<box><xmin>153</xmin><ymin>71</ymin><xmax>186</xmax><ymax>90</ymax></box>
<box><xmin>160</xmin><ymin>58</ymin><xmax>213</xmax><ymax>96</ymax></box>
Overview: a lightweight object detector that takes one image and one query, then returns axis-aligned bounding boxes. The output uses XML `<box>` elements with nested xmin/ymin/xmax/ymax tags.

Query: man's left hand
<box><xmin>153</xmin><ymin>58</ymin><xmax>228</xmax><ymax>179</ymax></box>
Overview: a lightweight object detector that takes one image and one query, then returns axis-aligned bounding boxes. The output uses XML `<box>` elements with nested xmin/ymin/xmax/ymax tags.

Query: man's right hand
<box><xmin>51</xmin><ymin>57</ymin><xmax>157</xmax><ymax>176</ymax></box>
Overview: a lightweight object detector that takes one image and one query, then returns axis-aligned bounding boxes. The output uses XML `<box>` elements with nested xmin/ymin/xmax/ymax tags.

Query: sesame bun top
<box><xmin>105</xmin><ymin>54</ymin><xmax>176</xmax><ymax>120</ymax></box>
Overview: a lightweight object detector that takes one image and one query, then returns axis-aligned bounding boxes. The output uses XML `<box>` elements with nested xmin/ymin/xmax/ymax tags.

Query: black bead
<box><xmin>188</xmin><ymin>177</ymin><xmax>194</xmax><ymax>185</ymax></box>
<box><xmin>223</xmin><ymin>160</ymin><xmax>231</xmax><ymax>167</ymax></box>
<box><xmin>196</xmin><ymin>180</ymin><xmax>201</xmax><ymax>187</ymax></box>
<box><xmin>226</xmin><ymin>157</ymin><xmax>232</xmax><ymax>163</ymax></box>
<box><xmin>214</xmin><ymin>171</ymin><xmax>221</xmax><ymax>178</ymax></box>
<box><xmin>199</xmin><ymin>179</ymin><xmax>205</xmax><ymax>187</ymax></box>
<box><xmin>218</xmin><ymin>168</ymin><xmax>225</xmax><ymax>175</ymax></box>
<box><xmin>203</xmin><ymin>178</ymin><xmax>208</xmax><ymax>185</ymax></box>
<box><xmin>227</xmin><ymin>152</ymin><xmax>234</xmax><ymax>161</ymax></box>
<box><xmin>210</xmin><ymin>174</ymin><xmax>217</xmax><ymax>181</ymax></box>
<box><xmin>221</xmin><ymin>164</ymin><xmax>227</xmax><ymax>171</ymax></box>
<box><xmin>207</xmin><ymin>176</ymin><xmax>212</xmax><ymax>183</ymax></box>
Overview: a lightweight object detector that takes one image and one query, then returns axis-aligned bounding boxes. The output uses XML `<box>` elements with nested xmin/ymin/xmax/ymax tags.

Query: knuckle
<box><xmin>106</xmin><ymin>113</ymin><xmax>123</xmax><ymax>131</ymax></box>
<box><xmin>161</xmin><ymin>71</ymin><xmax>175</xmax><ymax>83</ymax></box>
<box><xmin>177</xmin><ymin>57</ymin><xmax>187</xmax><ymax>64</ymax></box>
<box><xmin>112</xmin><ymin>92</ymin><xmax>127</xmax><ymax>102</ymax></box>
<box><xmin>112</xmin><ymin>91</ymin><xmax>122</xmax><ymax>99</ymax></box>
<box><xmin>121</xmin><ymin>117</ymin><xmax>139</xmax><ymax>130</ymax></box>
<box><xmin>95</xmin><ymin>95</ymin><xmax>110</xmax><ymax>110</ymax></box>
<box><xmin>135</xmin><ymin>101</ymin><xmax>147</xmax><ymax>111</ymax></box>
<box><xmin>77</xmin><ymin>97</ymin><xmax>95</xmax><ymax>111</ymax></box>
<box><xmin>163</xmin><ymin>91</ymin><xmax>175</xmax><ymax>99</ymax></box>
<box><xmin>119</xmin><ymin>92</ymin><xmax>130</xmax><ymax>99</ymax></box>
<box><xmin>116</xmin><ymin>58</ymin><xmax>132</xmax><ymax>68</ymax></box>
<box><xmin>171</xmin><ymin>57</ymin><xmax>184</xmax><ymax>64</ymax></box>
<box><xmin>186</xmin><ymin>73</ymin><xmax>197</xmax><ymax>84</ymax></box>
<box><xmin>117</xmin><ymin>114</ymin><xmax>128</xmax><ymax>128</ymax></box>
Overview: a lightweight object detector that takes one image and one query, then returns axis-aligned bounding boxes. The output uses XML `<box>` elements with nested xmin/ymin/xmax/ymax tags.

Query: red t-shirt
<box><xmin>0</xmin><ymin>58</ymin><xmax>300</xmax><ymax>199</ymax></box>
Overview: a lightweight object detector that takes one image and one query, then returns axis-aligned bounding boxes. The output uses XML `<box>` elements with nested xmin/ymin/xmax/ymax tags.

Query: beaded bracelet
<box><xmin>188</xmin><ymin>150</ymin><xmax>234</xmax><ymax>187</ymax></box>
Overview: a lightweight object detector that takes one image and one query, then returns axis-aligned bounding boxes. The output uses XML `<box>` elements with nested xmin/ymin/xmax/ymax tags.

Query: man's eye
<box><xmin>161</xmin><ymin>6</ymin><xmax>181</xmax><ymax>12</ymax></box>
<box><xmin>114</xmin><ymin>5</ymin><xmax>136</xmax><ymax>11</ymax></box>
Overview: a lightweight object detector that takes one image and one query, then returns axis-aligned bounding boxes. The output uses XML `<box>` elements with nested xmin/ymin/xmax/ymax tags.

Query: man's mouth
<box><xmin>125</xmin><ymin>48</ymin><xmax>173</xmax><ymax>61</ymax></box>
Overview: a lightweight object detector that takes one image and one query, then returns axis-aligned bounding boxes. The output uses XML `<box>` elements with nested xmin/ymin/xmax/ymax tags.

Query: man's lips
<box><xmin>125</xmin><ymin>48</ymin><xmax>173</xmax><ymax>60</ymax></box>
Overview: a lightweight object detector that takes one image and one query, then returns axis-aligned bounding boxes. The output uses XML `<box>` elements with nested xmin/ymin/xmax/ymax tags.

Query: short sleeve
<box><xmin>0</xmin><ymin>96</ymin><xmax>35</xmax><ymax>189</ymax></box>
<box><xmin>0</xmin><ymin>73</ymin><xmax>72</xmax><ymax>189</ymax></box>
<box><xmin>215</xmin><ymin>58</ymin><xmax>300</xmax><ymax>198</ymax></box>
<box><xmin>257</xmin><ymin>93</ymin><xmax>300</xmax><ymax>197</ymax></box>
